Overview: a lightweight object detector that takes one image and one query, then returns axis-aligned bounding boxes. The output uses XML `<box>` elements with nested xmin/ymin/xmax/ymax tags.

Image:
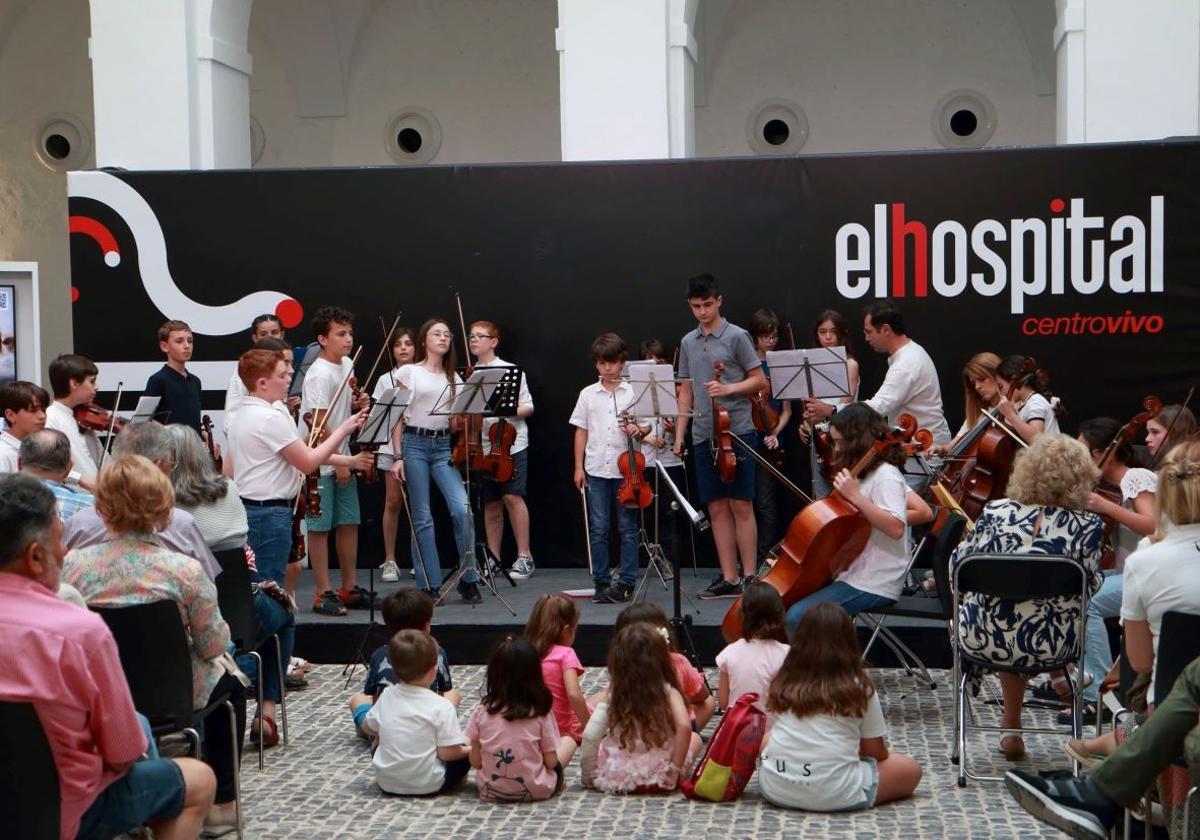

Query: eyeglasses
<box><xmin>469</xmin><ymin>333</ymin><xmax>495</xmax><ymax>341</ymax></box>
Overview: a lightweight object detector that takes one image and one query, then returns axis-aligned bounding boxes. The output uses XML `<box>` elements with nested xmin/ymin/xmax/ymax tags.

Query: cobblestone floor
<box><xmin>238</xmin><ymin>665</ymin><xmax>1065</xmax><ymax>839</ymax></box>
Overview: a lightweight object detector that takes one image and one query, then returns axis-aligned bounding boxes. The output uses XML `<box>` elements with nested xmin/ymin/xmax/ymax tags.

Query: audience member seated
<box><xmin>62</xmin><ymin>454</ymin><xmax>246</xmax><ymax>832</ymax></box>
<box><xmin>1067</xmin><ymin>439</ymin><xmax>1200</xmax><ymax>763</ymax></box>
<box><xmin>1007</xmin><ymin>652</ymin><xmax>1200</xmax><ymax>839</ymax></box>
<box><xmin>165</xmin><ymin>422</ymin><xmax>294</xmax><ymax>746</ymax></box>
<box><xmin>950</xmin><ymin>433</ymin><xmax>1106</xmax><ymax>760</ymax></box>
<box><xmin>0</xmin><ymin>473</ymin><xmax>215</xmax><ymax>839</ymax></box>
<box><xmin>19</xmin><ymin>428</ymin><xmax>93</xmax><ymax>521</ymax></box>
<box><xmin>62</xmin><ymin>421</ymin><xmax>220</xmax><ymax>579</ymax></box>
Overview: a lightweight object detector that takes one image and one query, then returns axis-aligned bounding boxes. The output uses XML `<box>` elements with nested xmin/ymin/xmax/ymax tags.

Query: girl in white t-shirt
<box><xmin>388</xmin><ymin>319</ymin><xmax>479</xmax><ymax>602</ymax></box>
<box><xmin>372</xmin><ymin>327</ymin><xmax>415</xmax><ymax>582</ymax></box>
<box><xmin>760</xmin><ymin>602</ymin><xmax>921</xmax><ymax>812</ymax></box>
<box><xmin>716</xmin><ymin>581</ymin><xmax>789</xmax><ymax>713</ymax></box>
<box><xmin>784</xmin><ymin>403</ymin><xmax>910</xmax><ymax>633</ymax></box>
<box><xmin>994</xmin><ymin>354</ymin><xmax>1065</xmax><ymax>443</ymax></box>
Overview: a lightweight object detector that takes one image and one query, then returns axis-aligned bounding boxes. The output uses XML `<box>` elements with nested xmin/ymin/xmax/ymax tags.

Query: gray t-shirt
<box><xmin>678</xmin><ymin>319</ymin><xmax>760</xmax><ymax>443</ymax></box>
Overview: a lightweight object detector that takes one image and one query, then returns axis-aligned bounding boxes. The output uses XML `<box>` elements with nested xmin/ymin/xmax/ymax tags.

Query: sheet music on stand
<box><xmin>128</xmin><ymin>396</ymin><xmax>160</xmax><ymax>424</ymax></box>
<box><xmin>623</xmin><ymin>362</ymin><xmax>681</xmax><ymax>418</ymax></box>
<box><xmin>358</xmin><ymin>388</ymin><xmax>411</xmax><ymax>447</ymax></box>
<box><xmin>766</xmin><ymin>346</ymin><xmax>852</xmax><ymax>401</ymax></box>
<box><xmin>431</xmin><ymin>366</ymin><xmax>524</xmax><ymax>417</ymax></box>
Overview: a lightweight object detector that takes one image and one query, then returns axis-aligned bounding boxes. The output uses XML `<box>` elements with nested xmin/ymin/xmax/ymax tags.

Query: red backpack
<box><xmin>681</xmin><ymin>692</ymin><xmax>766</xmax><ymax>802</ymax></box>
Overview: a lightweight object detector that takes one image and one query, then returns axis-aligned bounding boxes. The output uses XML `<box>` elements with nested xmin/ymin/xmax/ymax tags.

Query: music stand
<box><xmin>288</xmin><ymin>343</ymin><xmax>321</xmax><ymax>403</ymax></box>
<box><xmin>428</xmin><ymin>368</ymin><xmax>520</xmax><ymax>615</ymax></box>
<box><xmin>129</xmin><ymin>396</ymin><xmax>160</xmax><ymax>423</ymax></box>
<box><xmin>766</xmin><ymin>346</ymin><xmax>851</xmax><ymax>403</ymax></box>
<box><xmin>343</xmin><ymin>388</ymin><xmax>412</xmax><ymax>687</ymax></box>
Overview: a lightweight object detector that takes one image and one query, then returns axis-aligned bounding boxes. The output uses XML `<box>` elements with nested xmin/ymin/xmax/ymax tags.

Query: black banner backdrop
<box><xmin>67</xmin><ymin>140</ymin><xmax>1200</xmax><ymax>568</ymax></box>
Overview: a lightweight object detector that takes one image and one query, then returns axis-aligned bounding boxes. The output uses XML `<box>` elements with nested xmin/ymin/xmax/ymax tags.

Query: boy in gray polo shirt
<box><xmin>673</xmin><ymin>274</ymin><xmax>767</xmax><ymax>599</ymax></box>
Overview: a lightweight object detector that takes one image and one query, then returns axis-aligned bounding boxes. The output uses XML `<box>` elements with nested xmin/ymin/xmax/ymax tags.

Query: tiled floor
<box><xmin>237</xmin><ymin>664</ymin><xmax>1070</xmax><ymax>839</ymax></box>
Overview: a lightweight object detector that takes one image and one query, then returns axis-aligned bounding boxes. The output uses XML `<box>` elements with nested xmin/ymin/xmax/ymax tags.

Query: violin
<box><xmin>74</xmin><ymin>402</ymin><xmax>126</xmax><ymax>435</ymax></box>
<box><xmin>200</xmin><ymin>415</ymin><xmax>222</xmax><ymax>472</ymax></box>
<box><xmin>481</xmin><ymin>418</ymin><xmax>517</xmax><ymax>483</ymax></box>
<box><xmin>813</xmin><ymin>428</ymin><xmax>836</xmax><ymax>487</ymax></box>
<box><xmin>1095</xmin><ymin>395</ymin><xmax>1162</xmax><ymax>569</ymax></box>
<box><xmin>616</xmin><ymin>415</ymin><xmax>653</xmax><ymax>509</ymax></box>
<box><xmin>289</xmin><ymin>487</ymin><xmax>309</xmax><ymax>564</ymax></box>
<box><xmin>722</xmin><ymin>415</ymin><xmax>915</xmax><ymax>642</ymax></box>
<box><xmin>450</xmin><ymin>292</ymin><xmax>485</xmax><ymax>471</ymax></box>
<box><xmin>346</xmin><ymin>375</ymin><xmax>380</xmax><ymax>483</ymax></box>
<box><xmin>711</xmin><ymin>361</ymin><xmax>737</xmax><ymax>483</ymax></box>
<box><xmin>750</xmin><ymin>384</ymin><xmax>785</xmax><ymax>469</ymax></box>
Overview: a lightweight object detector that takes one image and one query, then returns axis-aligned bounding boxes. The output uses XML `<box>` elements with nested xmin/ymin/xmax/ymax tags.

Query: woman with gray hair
<box><xmin>164</xmin><ymin>422</ymin><xmax>295</xmax><ymax>748</ymax></box>
<box><xmin>950</xmin><ymin>433</ymin><xmax>1106</xmax><ymax>760</ymax></box>
<box><xmin>164</xmin><ymin>424</ymin><xmax>248</xmax><ymax>551</ymax></box>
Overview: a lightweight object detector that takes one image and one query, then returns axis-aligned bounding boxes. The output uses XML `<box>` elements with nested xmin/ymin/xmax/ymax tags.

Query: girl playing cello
<box><xmin>993</xmin><ymin>354</ymin><xmax>1064</xmax><ymax>443</ymax></box>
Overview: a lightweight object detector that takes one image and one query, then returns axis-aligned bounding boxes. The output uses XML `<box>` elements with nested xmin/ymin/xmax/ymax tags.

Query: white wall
<box><xmin>696</xmin><ymin>0</ymin><xmax>1057</xmax><ymax>156</ymax></box>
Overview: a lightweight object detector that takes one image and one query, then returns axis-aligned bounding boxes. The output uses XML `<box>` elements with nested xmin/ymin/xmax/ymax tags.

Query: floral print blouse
<box><xmin>63</xmin><ymin>532</ymin><xmax>231</xmax><ymax>708</ymax></box>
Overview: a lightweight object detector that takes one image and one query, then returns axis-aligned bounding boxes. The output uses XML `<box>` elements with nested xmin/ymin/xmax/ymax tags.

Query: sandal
<box><xmin>250</xmin><ymin>714</ymin><xmax>280</xmax><ymax>748</ymax></box>
<box><xmin>999</xmin><ymin>734</ymin><xmax>1026</xmax><ymax>761</ymax></box>
<box><xmin>1064</xmin><ymin>738</ymin><xmax>1106</xmax><ymax>768</ymax></box>
<box><xmin>1031</xmin><ymin>668</ymin><xmax>1094</xmax><ymax>702</ymax></box>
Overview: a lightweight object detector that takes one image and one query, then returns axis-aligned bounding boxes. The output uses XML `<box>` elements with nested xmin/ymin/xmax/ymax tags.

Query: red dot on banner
<box><xmin>1049</xmin><ymin>198</ymin><xmax>1065</xmax><ymax>213</ymax></box>
<box><xmin>276</xmin><ymin>298</ymin><xmax>303</xmax><ymax>329</ymax></box>
<box><xmin>70</xmin><ymin>286</ymin><xmax>80</xmax><ymax>302</ymax></box>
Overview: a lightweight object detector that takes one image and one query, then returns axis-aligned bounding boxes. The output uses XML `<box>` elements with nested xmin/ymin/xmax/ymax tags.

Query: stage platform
<box><xmin>292</xmin><ymin>567</ymin><xmax>951</xmax><ymax>668</ymax></box>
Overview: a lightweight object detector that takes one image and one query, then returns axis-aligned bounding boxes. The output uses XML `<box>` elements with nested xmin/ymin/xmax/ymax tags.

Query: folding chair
<box><xmin>214</xmin><ymin>546</ymin><xmax>289</xmax><ymax>769</ymax></box>
<box><xmin>1145</xmin><ymin>612</ymin><xmax>1200</xmax><ymax>839</ymax></box>
<box><xmin>94</xmin><ymin>600</ymin><xmax>244</xmax><ymax>839</ymax></box>
<box><xmin>859</xmin><ymin>511</ymin><xmax>967</xmax><ymax>691</ymax></box>
<box><xmin>0</xmin><ymin>701</ymin><xmax>58</xmax><ymax>840</ymax></box>
<box><xmin>950</xmin><ymin>552</ymin><xmax>1091</xmax><ymax>786</ymax></box>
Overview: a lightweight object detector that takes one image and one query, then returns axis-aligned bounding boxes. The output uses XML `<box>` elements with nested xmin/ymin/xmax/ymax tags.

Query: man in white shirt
<box><xmin>43</xmin><ymin>354</ymin><xmax>103</xmax><ymax>490</ymax></box>
<box><xmin>803</xmin><ymin>302</ymin><xmax>951</xmax><ymax>445</ymax></box>
<box><xmin>468</xmin><ymin>320</ymin><xmax>536</xmax><ymax>581</ymax></box>
<box><xmin>0</xmin><ymin>381</ymin><xmax>49</xmax><ymax>473</ymax></box>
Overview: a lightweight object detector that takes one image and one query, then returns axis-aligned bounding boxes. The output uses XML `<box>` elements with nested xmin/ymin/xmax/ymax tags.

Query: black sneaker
<box><xmin>740</xmin><ymin>575</ymin><xmax>757</xmax><ymax>593</ymax></box>
<box><xmin>698</xmin><ymin>577</ymin><xmax>743</xmax><ymax>600</ymax></box>
<box><xmin>312</xmin><ymin>590</ymin><xmax>347</xmax><ymax>616</ymax></box>
<box><xmin>600</xmin><ymin>582</ymin><xmax>634</xmax><ymax>603</ymax></box>
<box><xmin>457</xmin><ymin>580</ymin><xmax>483</xmax><ymax>604</ymax></box>
<box><xmin>338</xmin><ymin>585</ymin><xmax>381</xmax><ymax>610</ymax></box>
<box><xmin>1004</xmin><ymin>769</ymin><xmax>1118</xmax><ymax>839</ymax></box>
<box><xmin>592</xmin><ymin>585</ymin><xmax>611</xmax><ymax>603</ymax></box>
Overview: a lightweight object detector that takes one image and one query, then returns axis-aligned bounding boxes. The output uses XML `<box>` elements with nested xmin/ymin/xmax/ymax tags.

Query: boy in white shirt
<box><xmin>0</xmin><ymin>381</ymin><xmax>49</xmax><ymax>473</ymax></box>
<box><xmin>300</xmin><ymin>306</ymin><xmax>373</xmax><ymax>616</ymax></box>
<box><xmin>364</xmin><ymin>629</ymin><xmax>470</xmax><ymax>795</ymax></box>
<box><xmin>224</xmin><ymin>314</ymin><xmax>298</xmax><ymax>435</ymax></box>
<box><xmin>43</xmin><ymin>354</ymin><xmax>102</xmax><ymax>490</ymax></box>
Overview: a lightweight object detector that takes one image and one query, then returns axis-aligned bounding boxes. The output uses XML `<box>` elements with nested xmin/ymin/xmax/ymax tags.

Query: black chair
<box><xmin>214</xmin><ymin>546</ymin><xmax>288</xmax><ymax>769</ymax></box>
<box><xmin>859</xmin><ymin>511</ymin><xmax>968</xmax><ymax>691</ymax></box>
<box><xmin>93</xmin><ymin>600</ymin><xmax>243</xmax><ymax>839</ymax></box>
<box><xmin>950</xmin><ymin>552</ymin><xmax>1091</xmax><ymax>786</ymax></box>
<box><xmin>0</xmin><ymin>701</ymin><xmax>59</xmax><ymax>840</ymax></box>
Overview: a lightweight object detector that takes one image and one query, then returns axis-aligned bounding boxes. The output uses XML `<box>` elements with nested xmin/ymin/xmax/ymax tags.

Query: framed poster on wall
<box><xmin>0</xmin><ymin>285</ymin><xmax>15</xmax><ymax>385</ymax></box>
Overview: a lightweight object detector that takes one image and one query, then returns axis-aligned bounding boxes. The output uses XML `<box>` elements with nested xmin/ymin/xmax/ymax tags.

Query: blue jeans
<box><xmin>1083</xmin><ymin>571</ymin><xmax>1123</xmax><ymax>702</ymax></box>
<box><xmin>403</xmin><ymin>433</ymin><xmax>477</xmax><ymax>590</ymax></box>
<box><xmin>785</xmin><ymin>580</ymin><xmax>895</xmax><ymax>635</ymax></box>
<box><xmin>585</xmin><ymin>475</ymin><xmax>640</xmax><ymax>589</ymax></box>
<box><xmin>253</xmin><ymin>591</ymin><xmax>295</xmax><ymax>703</ymax></box>
<box><xmin>245</xmin><ymin>504</ymin><xmax>293</xmax><ymax>585</ymax></box>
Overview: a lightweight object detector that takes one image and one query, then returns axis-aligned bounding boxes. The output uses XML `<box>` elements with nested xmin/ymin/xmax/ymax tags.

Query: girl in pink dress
<box><xmin>525</xmin><ymin>594</ymin><xmax>596</xmax><ymax>763</ymax></box>
<box><xmin>465</xmin><ymin>635</ymin><xmax>574</xmax><ymax>802</ymax></box>
<box><xmin>581</xmin><ymin>623</ymin><xmax>702</xmax><ymax>794</ymax></box>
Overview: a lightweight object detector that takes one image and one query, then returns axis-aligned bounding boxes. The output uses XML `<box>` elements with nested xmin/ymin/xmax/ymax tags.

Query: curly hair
<box><xmin>1005</xmin><ymin>433</ymin><xmax>1098</xmax><ymax>509</ymax></box>
<box><xmin>1157</xmin><ymin>440</ymin><xmax>1200</xmax><ymax>528</ymax></box>
<box><xmin>95</xmin><ymin>454</ymin><xmax>174</xmax><ymax>535</ymax></box>
<box><xmin>606</xmin><ymin>622</ymin><xmax>682</xmax><ymax>751</ymax></box>
<box><xmin>829</xmin><ymin>403</ymin><xmax>905</xmax><ymax>476</ymax></box>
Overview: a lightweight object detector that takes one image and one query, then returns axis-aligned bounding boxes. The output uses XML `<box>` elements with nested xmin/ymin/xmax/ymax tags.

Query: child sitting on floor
<box><xmin>363</xmin><ymin>629</ymin><xmax>470</xmax><ymax>795</ymax></box>
<box><xmin>759</xmin><ymin>603</ymin><xmax>921</xmax><ymax>812</ymax></box>
<box><xmin>715</xmin><ymin>581</ymin><xmax>789</xmax><ymax>713</ymax></box>
<box><xmin>581</xmin><ymin>622</ymin><xmax>702</xmax><ymax>794</ymax></box>
<box><xmin>525</xmin><ymin>593</ymin><xmax>603</xmax><ymax>763</ymax></box>
<box><xmin>348</xmin><ymin>588</ymin><xmax>460</xmax><ymax>738</ymax></box>
<box><xmin>614</xmin><ymin>602</ymin><xmax>716</xmax><ymax>730</ymax></box>
<box><xmin>465</xmin><ymin>635</ymin><xmax>573</xmax><ymax>803</ymax></box>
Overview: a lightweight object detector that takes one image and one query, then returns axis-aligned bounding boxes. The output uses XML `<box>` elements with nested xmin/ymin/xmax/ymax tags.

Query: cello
<box><xmin>721</xmin><ymin>415</ymin><xmax>916</xmax><ymax>642</ymax></box>
<box><xmin>711</xmin><ymin>361</ymin><xmax>737</xmax><ymax>482</ymax></box>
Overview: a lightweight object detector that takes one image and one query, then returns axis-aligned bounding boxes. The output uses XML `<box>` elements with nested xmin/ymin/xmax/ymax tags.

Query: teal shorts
<box><xmin>305</xmin><ymin>472</ymin><xmax>361</xmax><ymax>532</ymax></box>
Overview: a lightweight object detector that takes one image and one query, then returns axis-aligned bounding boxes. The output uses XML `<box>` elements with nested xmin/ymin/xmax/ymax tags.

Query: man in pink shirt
<box><xmin>0</xmin><ymin>474</ymin><xmax>214</xmax><ymax>839</ymax></box>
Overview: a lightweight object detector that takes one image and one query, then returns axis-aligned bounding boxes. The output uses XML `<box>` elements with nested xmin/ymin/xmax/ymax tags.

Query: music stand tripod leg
<box><xmin>342</xmin><ymin>562</ymin><xmax>383</xmax><ymax>689</ymax></box>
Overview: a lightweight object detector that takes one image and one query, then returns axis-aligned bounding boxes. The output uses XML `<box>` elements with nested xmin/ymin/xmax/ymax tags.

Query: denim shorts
<box><xmin>75</xmin><ymin>757</ymin><xmax>185</xmax><ymax>839</ymax></box>
<box><xmin>693</xmin><ymin>434</ymin><xmax>757</xmax><ymax>504</ymax></box>
<box><xmin>481</xmin><ymin>448</ymin><xmax>528</xmax><ymax>500</ymax></box>
<box><xmin>305</xmin><ymin>472</ymin><xmax>361</xmax><ymax>531</ymax></box>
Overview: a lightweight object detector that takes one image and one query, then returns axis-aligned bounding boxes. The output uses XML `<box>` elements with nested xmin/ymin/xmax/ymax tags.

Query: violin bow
<box><xmin>979</xmin><ymin>407</ymin><xmax>1031</xmax><ymax>450</ymax></box>
<box><xmin>1150</xmin><ymin>386</ymin><xmax>1195</xmax><ymax>469</ymax></box>
<box><xmin>97</xmin><ymin>382</ymin><xmax>124</xmax><ymax>470</ymax></box>
<box><xmin>306</xmin><ymin>346</ymin><xmax>364</xmax><ymax>447</ymax></box>
<box><xmin>361</xmin><ymin>314</ymin><xmax>401</xmax><ymax>395</ymax></box>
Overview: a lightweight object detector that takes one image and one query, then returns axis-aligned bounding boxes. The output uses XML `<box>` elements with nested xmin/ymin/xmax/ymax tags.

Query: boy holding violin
<box><xmin>570</xmin><ymin>332</ymin><xmax>646</xmax><ymax>603</ymax></box>
<box><xmin>300</xmin><ymin>306</ymin><xmax>373</xmax><ymax>616</ymax></box>
<box><xmin>44</xmin><ymin>353</ymin><xmax>102</xmax><ymax>490</ymax></box>
<box><xmin>468</xmin><ymin>320</ymin><xmax>536</xmax><ymax>580</ymax></box>
<box><xmin>674</xmin><ymin>274</ymin><xmax>766</xmax><ymax>600</ymax></box>
<box><xmin>748</xmin><ymin>308</ymin><xmax>791</xmax><ymax>561</ymax></box>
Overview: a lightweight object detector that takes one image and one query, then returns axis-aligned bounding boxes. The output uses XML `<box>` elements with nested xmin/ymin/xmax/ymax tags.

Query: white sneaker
<box><xmin>380</xmin><ymin>560</ymin><xmax>400</xmax><ymax>583</ymax></box>
<box><xmin>510</xmin><ymin>554</ymin><xmax>535</xmax><ymax>580</ymax></box>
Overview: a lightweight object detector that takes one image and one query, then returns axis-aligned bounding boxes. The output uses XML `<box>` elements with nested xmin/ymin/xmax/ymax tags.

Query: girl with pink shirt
<box><xmin>525</xmin><ymin>594</ymin><xmax>602</xmax><ymax>763</ymax></box>
<box><xmin>715</xmin><ymin>581</ymin><xmax>790</xmax><ymax>712</ymax></box>
<box><xmin>614</xmin><ymin>603</ymin><xmax>716</xmax><ymax>730</ymax></box>
<box><xmin>465</xmin><ymin>636</ymin><xmax>573</xmax><ymax>802</ymax></box>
